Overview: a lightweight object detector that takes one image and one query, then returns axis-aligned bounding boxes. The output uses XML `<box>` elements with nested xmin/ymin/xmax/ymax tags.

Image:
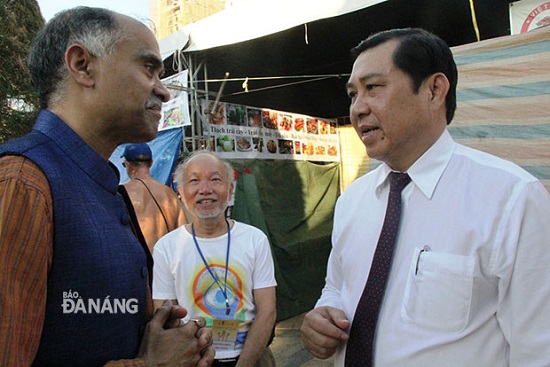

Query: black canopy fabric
<box><xmin>165</xmin><ymin>0</ymin><xmax>512</xmax><ymax>119</ymax></box>
<box><xmin>230</xmin><ymin>159</ymin><xmax>340</xmax><ymax>321</ymax></box>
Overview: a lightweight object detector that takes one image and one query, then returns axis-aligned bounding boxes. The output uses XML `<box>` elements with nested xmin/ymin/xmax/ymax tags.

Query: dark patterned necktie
<box><xmin>345</xmin><ymin>172</ymin><xmax>411</xmax><ymax>367</ymax></box>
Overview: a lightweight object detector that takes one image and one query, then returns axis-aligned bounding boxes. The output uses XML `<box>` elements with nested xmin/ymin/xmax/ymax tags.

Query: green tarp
<box><xmin>230</xmin><ymin>159</ymin><xmax>340</xmax><ymax>321</ymax></box>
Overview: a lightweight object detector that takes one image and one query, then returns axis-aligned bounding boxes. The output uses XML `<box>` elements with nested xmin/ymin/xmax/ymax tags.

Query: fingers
<box><xmin>170</xmin><ymin>304</ymin><xmax>188</xmax><ymax>319</ymax></box>
<box><xmin>197</xmin><ymin>327</ymin><xmax>215</xmax><ymax>367</ymax></box>
<box><xmin>197</xmin><ymin>345</ymin><xmax>216</xmax><ymax>367</ymax></box>
<box><xmin>176</xmin><ymin>317</ymin><xmax>208</xmax><ymax>341</ymax></box>
<box><xmin>308</xmin><ymin>307</ymin><xmax>349</xmax><ymax>339</ymax></box>
<box><xmin>333</xmin><ymin>318</ymin><xmax>351</xmax><ymax>332</ymax></box>
<box><xmin>324</xmin><ymin>308</ymin><xmax>350</xmax><ymax>333</ymax></box>
<box><xmin>160</xmin><ymin>301</ymin><xmax>189</xmax><ymax>329</ymax></box>
<box><xmin>149</xmin><ymin>299</ymin><xmax>173</xmax><ymax>331</ymax></box>
<box><xmin>173</xmin><ymin>318</ymin><xmax>213</xmax><ymax>366</ymax></box>
<box><xmin>301</xmin><ymin>307</ymin><xmax>348</xmax><ymax>359</ymax></box>
<box><xmin>303</xmin><ymin>339</ymin><xmax>337</xmax><ymax>359</ymax></box>
<box><xmin>301</xmin><ymin>321</ymin><xmax>340</xmax><ymax>359</ymax></box>
<box><xmin>139</xmin><ymin>302</ymin><xmax>211</xmax><ymax>366</ymax></box>
<box><xmin>187</xmin><ymin>318</ymin><xmax>205</xmax><ymax>328</ymax></box>
<box><xmin>180</xmin><ymin>317</ymin><xmax>206</xmax><ymax>332</ymax></box>
<box><xmin>196</xmin><ymin>325</ymin><xmax>213</xmax><ymax>349</ymax></box>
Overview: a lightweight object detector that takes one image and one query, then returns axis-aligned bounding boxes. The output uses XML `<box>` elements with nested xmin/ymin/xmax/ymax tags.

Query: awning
<box><xmin>160</xmin><ymin>0</ymin><xmax>386</xmax><ymax>56</ymax></box>
<box><xmin>161</xmin><ymin>0</ymin><xmax>513</xmax><ymax>119</ymax></box>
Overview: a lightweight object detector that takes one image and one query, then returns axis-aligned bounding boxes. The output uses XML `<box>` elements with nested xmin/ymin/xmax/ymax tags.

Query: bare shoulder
<box><xmin>122</xmin><ymin>179</ymin><xmax>142</xmax><ymax>194</ymax></box>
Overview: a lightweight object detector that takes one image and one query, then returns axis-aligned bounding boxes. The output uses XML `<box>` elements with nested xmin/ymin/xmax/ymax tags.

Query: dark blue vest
<box><xmin>0</xmin><ymin>111</ymin><xmax>150</xmax><ymax>366</ymax></box>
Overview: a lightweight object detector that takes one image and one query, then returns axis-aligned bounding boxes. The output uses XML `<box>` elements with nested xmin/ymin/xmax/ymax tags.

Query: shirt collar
<box><xmin>376</xmin><ymin>129</ymin><xmax>455</xmax><ymax>199</ymax></box>
<box><xmin>33</xmin><ymin>110</ymin><xmax>121</xmax><ymax>194</ymax></box>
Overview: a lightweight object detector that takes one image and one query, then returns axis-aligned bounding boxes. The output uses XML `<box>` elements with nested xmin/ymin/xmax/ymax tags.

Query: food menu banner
<box><xmin>201</xmin><ymin>100</ymin><xmax>339</xmax><ymax>162</ymax></box>
<box><xmin>159</xmin><ymin>71</ymin><xmax>191</xmax><ymax>130</ymax></box>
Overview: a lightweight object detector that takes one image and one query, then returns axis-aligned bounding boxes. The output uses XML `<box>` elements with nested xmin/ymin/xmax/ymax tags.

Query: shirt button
<box><xmin>120</xmin><ymin>213</ymin><xmax>130</xmax><ymax>226</ymax></box>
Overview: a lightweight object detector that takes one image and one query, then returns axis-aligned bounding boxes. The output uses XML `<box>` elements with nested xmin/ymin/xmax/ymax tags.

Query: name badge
<box><xmin>212</xmin><ymin>319</ymin><xmax>240</xmax><ymax>351</ymax></box>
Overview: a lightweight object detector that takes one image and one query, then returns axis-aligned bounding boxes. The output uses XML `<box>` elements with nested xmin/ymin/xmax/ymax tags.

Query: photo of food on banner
<box><xmin>304</xmin><ymin>142</ymin><xmax>314</xmax><ymax>155</ymax></box>
<box><xmin>247</xmin><ymin>107</ymin><xmax>262</xmax><ymax>127</ymax></box>
<box><xmin>278</xmin><ymin>139</ymin><xmax>293</xmax><ymax>154</ymax></box>
<box><xmin>320</xmin><ymin>120</ymin><xmax>330</xmax><ymax>134</ymax></box>
<box><xmin>236</xmin><ymin>136</ymin><xmax>253</xmax><ymax>152</ymax></box>
<box><xmin>206</xmin><ymin>101</ymin><xmax>225</xmax><ymax>125</ymax></box>
<box><xmin>306</xmin><ymin>118</ymin><xmax>318</xmax><ymax>134</ymax></box>
<box><xmin>161</xmin><ymin>107</ymin><xmax>184</xmax><ymax>129</ymax></box>
<box><xmin>262</xmin><ymin>110</ymin><xmax>278</xmax><ymax>130</ymax></box>
<box><xmin>294</xmin><ymin>116</ymin><xmax>304</xmax><ymax>132</ymax></box>
<box><xmin>226</xmin><ymin>104</ymin><xmax>247</xmax><ymax>126</ymax></box>
<box><xmin>279</xmin><ymin>114</ymin><xmax>293</xmax><ymax>131</ymax></box>
<box><xmin>216</xmin><ymin>135</ymin><xmax>235</xmax><ymax>152</ymax></box>
<box><xmin>216</xmin><ymin>135</ymin><xmax>253</xmax><ymax>153</ymax></box>
<box><xmin>253</xmin><ymin>138</ymin><xmax>263</xmax><ymax>153</ymax></box>
<box><xmin>295</xmin><ymin>141</ymin><xmax>302</xmax><ymax>154</ymax></box>
<box><xmin>266</xmin><ymin>139</ymin><xmax>277</xmax><ymax>154</ymax></box>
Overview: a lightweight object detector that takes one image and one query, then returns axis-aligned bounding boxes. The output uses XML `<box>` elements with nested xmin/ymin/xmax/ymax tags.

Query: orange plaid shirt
<box><xmin>0</xmin><ymin>155</ymin><xmax>145</xmax><ymax>367</ymax></box>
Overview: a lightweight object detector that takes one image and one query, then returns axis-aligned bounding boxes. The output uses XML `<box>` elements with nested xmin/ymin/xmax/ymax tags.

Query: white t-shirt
<box><xmin>153</xmin><ymin>220</ymin><xmax>277</xmax><ymax>359</ymax></box>
<box><xmin>317</xmin><ymin>129</ymin><xmax>550</xmax><ymax>366</ymax></box>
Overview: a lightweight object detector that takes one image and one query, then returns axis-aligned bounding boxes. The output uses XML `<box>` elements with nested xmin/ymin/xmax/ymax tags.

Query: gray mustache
<box><xmin>145</xmin><ymin>98</ymin><xmax>163</xmax><ymax>110</ymax></box>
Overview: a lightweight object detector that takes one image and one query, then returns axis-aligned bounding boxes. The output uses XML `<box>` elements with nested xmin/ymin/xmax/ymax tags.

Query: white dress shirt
<box><xmin>316</xmin><ymin>129</ymin><xmax>550</xmax><ymax>366</ymax></box>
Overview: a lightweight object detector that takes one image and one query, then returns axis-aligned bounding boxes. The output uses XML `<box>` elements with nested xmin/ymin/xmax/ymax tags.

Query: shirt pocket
<box><xmin>401</xmin><ymin>247</ymin><xmax>475</xmax><ymax>332</ymax></box>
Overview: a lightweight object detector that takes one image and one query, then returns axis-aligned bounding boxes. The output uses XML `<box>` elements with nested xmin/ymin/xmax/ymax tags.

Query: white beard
<box><xmin>189</xmin><ymin>199</ymin><xmax>229</xmax><ymax>220</ymax></box>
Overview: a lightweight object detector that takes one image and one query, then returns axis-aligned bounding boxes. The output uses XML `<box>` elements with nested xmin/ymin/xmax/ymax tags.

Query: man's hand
<box><xmin>301</xmin><ymin>306</ymin><xmax>350</xmax><ymax>359</ymax></box>
<box><xmin>138</xmin><ymin>300</ymin><xmax>214</xmax><ymax>367</ymax></box>
<box><xmin>163</xmin><ymin>302</ymin><xmax>188</xmax><ymax>329</ymax></box>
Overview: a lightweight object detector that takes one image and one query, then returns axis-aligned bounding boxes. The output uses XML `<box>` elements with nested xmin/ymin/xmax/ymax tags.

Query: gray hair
<box><xmin>28</xmin><ymin>7</ymin><xmax>127</xmax><ymax>109</ymax></box>
<box><xmin>175</xmin><ymin>150</ymin><xmax>235</xmax><ymax>188</ymax></box>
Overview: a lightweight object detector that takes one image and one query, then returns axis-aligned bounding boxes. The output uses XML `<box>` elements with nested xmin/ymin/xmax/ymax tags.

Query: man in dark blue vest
<box><xmin>0</xmin><ymin>7</ymin><xmax>214</xmax><ymax>367</ymax></box>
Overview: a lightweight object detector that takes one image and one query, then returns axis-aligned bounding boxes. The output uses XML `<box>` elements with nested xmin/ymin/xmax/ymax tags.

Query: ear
<box><xmin>427</xmin><ymin>72</ymin><xmax>450</xmax><ymax>109</ymax></box>
<box><xmin>65</xmin><ymin>44</ymin><xmax>95</xmax><ymax>88</ymax></box>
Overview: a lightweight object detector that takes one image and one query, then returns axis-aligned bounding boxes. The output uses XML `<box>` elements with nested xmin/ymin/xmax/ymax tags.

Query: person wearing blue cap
<box><xmin>122</xmin><ymin>143</ymin><xmax>188</xmax><ymax>253</ymax></box>
<box><xmin>122</xmin><ymin>143</ymin><xmax>155</xmax><ymax>163</ymax></box>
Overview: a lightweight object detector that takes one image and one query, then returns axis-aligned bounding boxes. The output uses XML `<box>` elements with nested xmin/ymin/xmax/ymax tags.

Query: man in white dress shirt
<box><xmin>301</xmin><ymin>28</ymin><xmax>550</xmax><ymax>366</ymax></box>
